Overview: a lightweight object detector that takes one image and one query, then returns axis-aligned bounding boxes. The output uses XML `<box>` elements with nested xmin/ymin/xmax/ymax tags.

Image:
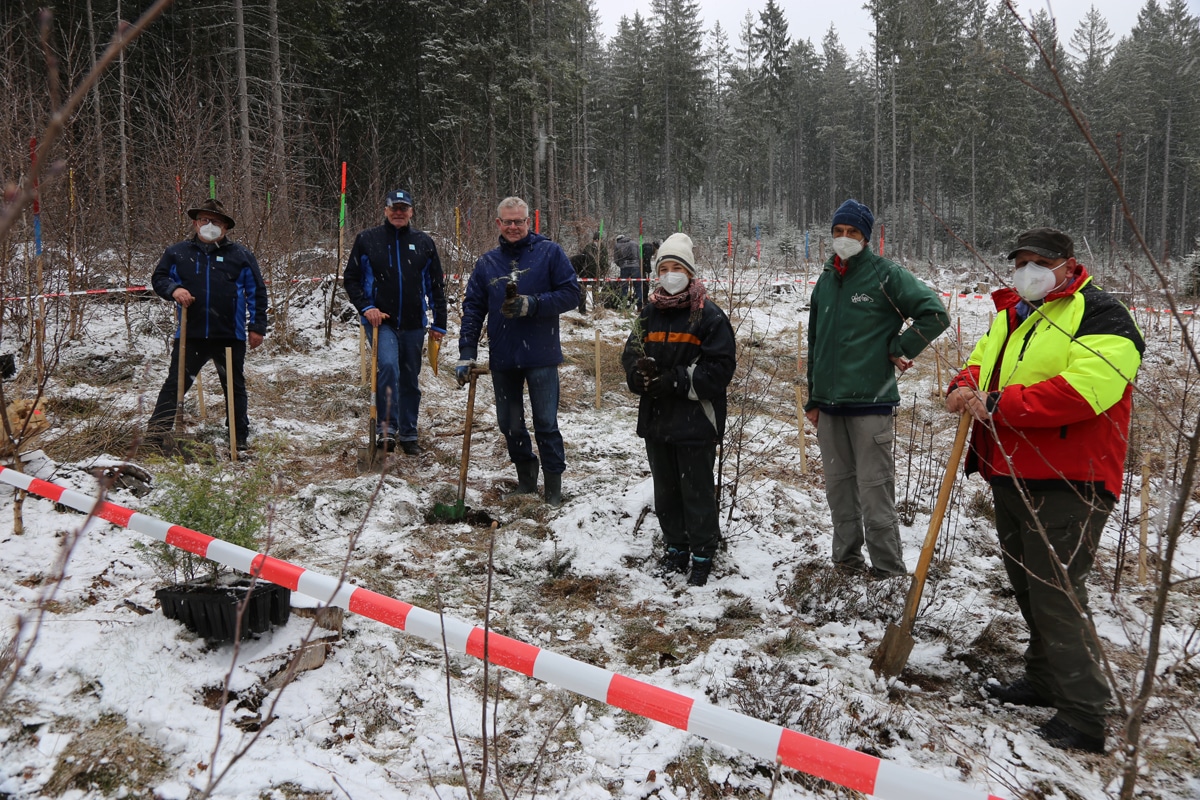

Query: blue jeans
<box><xmin>366</xmin><ymin>324</ymin><xmax>425</xmax><ymax>441</ymax></box>
<box><xmin>491</xmin><ymin>365</ymin><xmax>565</xmax><ymax>474</ymax></box>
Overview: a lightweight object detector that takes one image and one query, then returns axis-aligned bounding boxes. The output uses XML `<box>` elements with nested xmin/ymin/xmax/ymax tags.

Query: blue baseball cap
<box><xmin>386</xmin><ymin>189</ymin><xmax>413</xmax><ymax>208</ymax></box>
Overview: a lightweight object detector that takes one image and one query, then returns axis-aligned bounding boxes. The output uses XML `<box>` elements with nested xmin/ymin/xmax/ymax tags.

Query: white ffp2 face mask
<box><xmin>831</xmin><ymin>236</ymin><xmax>864</xmax><ymax>260</ymax></box>
<box><xmin>1013</xmin><ymin>263</ymin><xmax>1059</xmax><ymax>301</ymax></box>
<box><xmin>659</xmin><ymin>272</ymin><xmax>690</xmax><ymax>295</ymax></box>
<box><xmin>198</xmin><ymin>222</ymin><xmax>223</xmax><ymax>243</ymax></box>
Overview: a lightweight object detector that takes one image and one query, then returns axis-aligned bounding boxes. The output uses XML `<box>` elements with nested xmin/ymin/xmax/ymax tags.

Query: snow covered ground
<box><xmin>1</xmin><ymin>255</ymin><xmax>1198</xmax><ymax>800</ymax></box>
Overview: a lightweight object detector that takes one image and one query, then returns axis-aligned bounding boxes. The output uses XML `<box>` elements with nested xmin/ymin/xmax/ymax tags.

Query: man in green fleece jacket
<box><xmin>805</xmin><ymin>199</ymin><xmax>949</xmax><ymax>578</ymax></box>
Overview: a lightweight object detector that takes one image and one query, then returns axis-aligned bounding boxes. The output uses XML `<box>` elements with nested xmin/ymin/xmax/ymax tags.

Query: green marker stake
<box><xmin>209</xmin><ymin>176</ymin><xmax>216</xmax><ymax>199</ymax></box>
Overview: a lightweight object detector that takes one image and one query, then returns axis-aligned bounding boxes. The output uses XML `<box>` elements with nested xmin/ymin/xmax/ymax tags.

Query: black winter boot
<box><xmin>687</xmin><ymin>556</ymin><xmax>713</xmax><ymax>586</ymax></box>
<box><xmin>656</xmin><ymin>548</ymin><xmax>691</xmax><ymax>576</ymax></box>
<box><xmin>544</xmin><ymin>471</ymin><xmax>563</xmax><ymax>508</ymax></box>
<box><xmin>505</xmin><ymin>460</ymin><xmax>539</xmax><ymax>498</ymax></box>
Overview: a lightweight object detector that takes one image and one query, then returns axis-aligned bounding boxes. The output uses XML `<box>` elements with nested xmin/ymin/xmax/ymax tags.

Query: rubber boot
<box><xmin>505</xmin><ymin>459</ymin><xmax>539</xmax><ymax>498</ymax></box>
<box><xmin>543</xmin><ymin>471</ymin><xmax>563</xmax><ymax>508</ymax></box>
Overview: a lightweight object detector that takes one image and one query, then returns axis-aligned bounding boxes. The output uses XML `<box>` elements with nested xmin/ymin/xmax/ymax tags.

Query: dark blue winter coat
<box><xmin>458</xmin><ymin>232</ymin><xmax>579</xmax><ymax>370</ymax></box>
<box><xmin>152</xmin><ymin>236</ymin><xmax>268</xmax><ymax>340</ymax></box>
<box><xmin>344</xmin><ymin>221</ymin><xmax>447</xmax><ymax>332</ymax></box>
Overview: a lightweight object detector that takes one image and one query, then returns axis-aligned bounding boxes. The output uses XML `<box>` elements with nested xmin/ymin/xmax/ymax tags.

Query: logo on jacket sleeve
<box><xmin>851</xmin><ymin>293</ymin><xmax>873</xmax><ymax>304</ymax></box>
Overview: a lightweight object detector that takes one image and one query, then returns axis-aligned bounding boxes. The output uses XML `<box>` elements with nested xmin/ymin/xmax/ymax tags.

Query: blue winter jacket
<box><xmin>343</xmin><ymin>221</ymin><xmax>447</xmax><ymax>333</ymax></box>
<box><xmin>151</xmin><ymin>236</ymin><xmax>268</xmax><ymax>341</ymax></box>
<box><xmin>458</xmin><ymin>232</ymin><xmax>580</xmax><ymax>370</ymax></box>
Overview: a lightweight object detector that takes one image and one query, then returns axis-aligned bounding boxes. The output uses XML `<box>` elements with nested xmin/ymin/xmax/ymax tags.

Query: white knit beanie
<box><xmin>653</xmin><ymin>233</ymin><xmax>696</xmax><ymax>276</ymax></box>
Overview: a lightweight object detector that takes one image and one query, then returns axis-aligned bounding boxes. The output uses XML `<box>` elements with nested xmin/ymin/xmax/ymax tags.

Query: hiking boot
<box><xmin>1036</xmin><ymin>716</ymin><xmax>1104</xmax><ymax>754</ymax></box>
<box><xmin>376</xmin><ymin>434</ymin><xmax>397</xmax><ymax>453</ymax></box>
<box><xmin>985</xmin><ymin>678</ymin><xmax>1053</xmax><ymax>707</ymax></box>
<box><xmin>543</xmin><ymin>471</ymin><xmax>563</xmax><ymax>508</ymax></box>
<box><xmin>400</xmin><ymin>440</ymin><xmax>421</xmax><ymax>455</ymax></box>
<box><xmin>505</xmin><ymin>460</ymin><xmax>539</xmax><ymax>498</ymax></box>
<box><xmin>687</xmin><ymin>556</ymin><xmax>713</xmax><ymax>586</ymax></box>
<box><xmin>656</xmin><ymin>548</ymin><xmax>691</xmax><ymax>576</ymax></box>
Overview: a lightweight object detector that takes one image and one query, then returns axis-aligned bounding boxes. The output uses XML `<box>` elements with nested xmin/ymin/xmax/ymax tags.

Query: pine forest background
<box><xmin>2</xmin><ymin>0</ymin><xmax>1199</xmax><ymax>281</ymax></box>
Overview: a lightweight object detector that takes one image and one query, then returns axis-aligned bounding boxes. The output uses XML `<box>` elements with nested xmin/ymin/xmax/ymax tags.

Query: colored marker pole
<box><xmin>879</xmin><ymin>223</ymin><xmax>885</xmax><ymax>257</ymax></box>
<box><xmin>534</xmin><ymin>209</ymin><xmax>540</xmax><ymax>234</ymax></box>
<box><xmin>30</xmin><ymin>138</ymin><xmax>45</xmax><ymax>384</ymax></box>
<box><xmin>599</xmin><ymin>219</ymin><xmax>604</xmax><ymax>237</ymax></box>
<box><xmin>805</xmin><ymin>231</ymin><xmax>810</xmax><ymax>260</ymax></box>
<box><xmin>209</xmin><ymin>175</ymin><xmax>216</xmax><ymax>199</ymax></box>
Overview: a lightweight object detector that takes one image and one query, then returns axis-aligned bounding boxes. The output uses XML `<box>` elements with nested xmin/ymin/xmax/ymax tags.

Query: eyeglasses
<box><xmin>498</xmin><ymin>218</ymin><xmax>528</xmax><ymax>227</ymax></box>
<box><xmin>386</xmin><ymin>203</ymin><xmax>412</xmax><ymax>211</ymax></box>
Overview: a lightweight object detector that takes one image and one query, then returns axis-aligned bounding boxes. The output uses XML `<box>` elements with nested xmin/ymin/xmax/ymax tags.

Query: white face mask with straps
<box><xmin>1013</xmin><ymin>262</ymin><xmax>1060</xmax><ymax>301</ymax></box>
<box><xmin>831</xmin><ymin>236</ymin><xmax>863</xmax><ymax>260</ymax></box>
<box><xmin>198</xmin><ymin>222</ymin><xmax>223</xmax><ymax>243</ymax></box>
<box><xmin>659</xmin><ymin>272</ymin><xmax>690</xmax><ymax>296</ymax></box>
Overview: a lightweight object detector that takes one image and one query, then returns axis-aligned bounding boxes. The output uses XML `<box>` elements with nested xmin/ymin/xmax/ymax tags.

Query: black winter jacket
<box><xmin>344</xmin><ymin>221</ymin><xmax>447</xmax><ymax>332</ymax></box>
<box><xmin>621</xmin><ymin>297</ymin><xmax>737</xmax><ymax>445</ymax></box>
<box><xmin>152</xmin><ymin>236</ymin><xmax>268</xmax><ymax>341</ymax></box>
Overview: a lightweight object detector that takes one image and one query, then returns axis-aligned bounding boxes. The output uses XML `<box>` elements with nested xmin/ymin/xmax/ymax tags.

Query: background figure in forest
<box><xmin>805</xmin><ymin>199</ymin><xmax>949</xmax><ymax>579</ymax></box>
<box><xmin>641</xmin><ymin>239</ymin><xmax>660</xmax><ymax>295</ymax></box>
<box><xmin>621</xmin><ymin>233</ymin><xmax>736</xmax><ymax>587</ymax></box>
<box><xmin>456</xmin><ymin>196</ymin><xmax>580</xmax><ymax>507</ymax></box>
<box><xmin>613</xmin><ymin>234</ymin><xmax>642</xmax><ymax>309</ymax></box>
<box><xmin>145</xmin><ymin>199</ymin><xmax>268</xmax><ymax>453</ymax></box>
<box><xmin>343</xmin><ymin>189</ymin><xmax>447</xmax><ymax>455</ymax></box>
<box><xmin>947</xmin><ymin>227</ymin><xmax>1143</xmax><ymax>755</ymax></box>
<box><xmin>574</xmin><ymin>231</ymin><xmax>608</xmax><ymax>313</ymax></box>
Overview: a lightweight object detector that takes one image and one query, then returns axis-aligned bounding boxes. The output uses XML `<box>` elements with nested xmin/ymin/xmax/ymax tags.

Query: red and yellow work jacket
<box><xmin>948</xmin><ymin>266</ymin><xmax>1144</xmax><ymax>499</ymax></box>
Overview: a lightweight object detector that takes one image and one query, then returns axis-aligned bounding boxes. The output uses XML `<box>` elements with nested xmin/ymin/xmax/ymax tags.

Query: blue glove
<box><xmin>501</xmin><ymin>294</ymin><xmax>537</xmax><ymax>318</ymax></box>
<box><xmin>455</xmin><ymin>359</ymin><xmax>474</xmax><ymax>388</ymax></box>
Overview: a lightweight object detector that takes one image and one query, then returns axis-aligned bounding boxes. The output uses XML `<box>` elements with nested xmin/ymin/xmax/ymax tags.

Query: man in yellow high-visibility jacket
<box><xmin>947</xmin><ymin>227</ymin><xmax>1143</xmax><ymax>755</ymax></box>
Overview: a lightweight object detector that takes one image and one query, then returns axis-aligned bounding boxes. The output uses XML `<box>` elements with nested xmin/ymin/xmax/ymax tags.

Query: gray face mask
<box><xmin>1013</xmin><ymin>263</ymin><xmax>1059</xmax><ymax>301</ymax></box>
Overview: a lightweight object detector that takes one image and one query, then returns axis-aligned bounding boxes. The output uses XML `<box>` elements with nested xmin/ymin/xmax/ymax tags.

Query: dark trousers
<box><xmin>491</xmin><ymin>365</ymin><xmax>565</xmax><ymax>474</ymax></box>
<box><xmin>149</xmin><ymin>337</ymin><xmax>249</xmax><ymax>444</ymax></box>
<box><xmin>992</xmin><ymin>482</ymin><xmax>1114</xmax><ymax>738</ymax></box>
<box><xmin>645</xmin><ymin>440</ymin><xmax>721</xmax><ymax>558</ymax></box>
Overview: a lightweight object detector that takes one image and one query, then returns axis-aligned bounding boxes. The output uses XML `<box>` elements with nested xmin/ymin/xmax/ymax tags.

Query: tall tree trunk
<box><xmin>234</xmin><ymin>0</ymin><xmax>253</xmax><ymax>224</ymax></box>
<box><xmin>86</xmin><ymin>0</ymin><xmax>106</xmax><ymax>209</ymax></box>
<box><xmin>268</xmin><ymin>0</ymin><xmax>287</xmax><ymax>226</ymax></box>
<box><xmin>1160</xmin><ymin>104</ymin><xmax>1171</xmax><ymax>262</ymax></box>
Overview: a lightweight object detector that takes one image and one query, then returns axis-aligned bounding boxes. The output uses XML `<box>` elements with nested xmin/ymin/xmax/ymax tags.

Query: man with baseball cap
<box><xmin>344</xmin><ymin>188</ymin><xmax>447</xmax><ymax>454</ymax></box>
<box><xmin>947</xmin><ymin>227</ymin><xmax>1144</xmax><ymax>754</ymax></box>
<box><xmin>146</xmin><ymin>198</ymin><xmax>268</xmax><ymax>453</ymax></box>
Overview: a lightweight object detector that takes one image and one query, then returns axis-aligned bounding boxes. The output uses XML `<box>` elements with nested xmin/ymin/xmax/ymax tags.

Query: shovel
<box><xmin>432</xmin><ymin>366</ymin><xmax>489</xmax><ymax>521</ymax></box>
<box><xmin>356</xmin><ymin>330</ymin><xmax>383</xmax><ymax>473</ymax></box>
<box><xmin>159</xmin><ymin>306</ymin><xmax>198</xmax><ymax>455</ymax></box>
<box><xmin>871</xmin><ymin>413</ymin><xmax>972</xmax><ymax>678</ymax></box>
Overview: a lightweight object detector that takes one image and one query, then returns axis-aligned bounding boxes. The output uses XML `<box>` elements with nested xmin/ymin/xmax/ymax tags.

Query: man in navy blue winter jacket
<box><xmin>457</xmin><ymin>196</ymin><xmax>580</xmax><ymax>507</ymax></box>
<box><xmin>344</xmin><ymin>189</ymin><xmax>447</xmax><ymax>455</ymax></box>
<box><xmin>146</xmin><ymin>198</ymin><xmax>267</xmax><ymax>452</ymax></box>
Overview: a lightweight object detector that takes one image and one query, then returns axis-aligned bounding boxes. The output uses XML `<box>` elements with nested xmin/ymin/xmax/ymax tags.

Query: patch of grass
<box><xmin>539</xmin><ymin>575</ymin><xmax>620</xmax><ymax>611</ymax></box>
<box><xmin>259</xmin><ymin>783</ymin><xmax>334</xmax><ymax>800</ymax></box>
<box><xmin>43</xmin><ymin>713</ymin><xmax>168</xmax><ymax>796</ymax></box>
<box><xmin>664</xmin><ymin>746</ymin><xmax>721</xmax><ymax>800</ymax></box>
<box><xmin>41</xmin><ymin>399</ymin><xmax>144</xmax><ymax>463</ymax></box>
<box><xmin>783</xmin><ymin>560</ymin><xmax>905</xmax><ymax>624</ymax></box>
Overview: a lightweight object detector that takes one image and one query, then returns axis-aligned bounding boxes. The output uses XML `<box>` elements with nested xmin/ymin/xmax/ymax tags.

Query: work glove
<box><xmin>645</xmin><ymin>370</ymin><xmax>678</xmax><ymax>399</ymax></box>
<box><xmin>501</xmin><ymin>294</ymin><xmax>537</xmax><ymax>318</ymax></box>
<box><xmin>455</xmin><ymin>359</ymin><xmax>475</xmax><ymax>388</ymax></box>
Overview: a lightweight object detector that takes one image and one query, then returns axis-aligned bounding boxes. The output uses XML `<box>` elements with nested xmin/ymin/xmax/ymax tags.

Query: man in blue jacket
<box><xmin>145</xmin><ymin>198</ymin><xmax>268</xmax><ymax>452</ymax></box>
<box><xmin>457</xmin><ymin>196</ymin><xmax>580</xmax><ymax>507</ymax></box>
<box><xmin>344</xmin><ymin>189</ymin><xmax>447</xmax><ymax>454</ymax></box>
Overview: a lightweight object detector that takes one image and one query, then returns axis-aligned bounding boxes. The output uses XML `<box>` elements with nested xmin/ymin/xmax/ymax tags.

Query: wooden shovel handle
<box><xmin>174</xmin><ymin>306</ymin><xmax>188</xmax><ymax>430</ymax></box>
<box><xmin>457</xmin><ymin>367</ymin><xmax>490</xmax><ymax>504</ymax></box>
<box><xmin>897</xmin><ymin>414</ymin><xmax>972</xmax><ymax>631</ymax></box>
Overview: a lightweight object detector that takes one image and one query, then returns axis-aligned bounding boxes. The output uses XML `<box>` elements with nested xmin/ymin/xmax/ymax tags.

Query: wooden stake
<box><xmin>226</xmin><ymin>347</ymin><xmax>238</xmax><ymax>462</ymax></box>
<box><xmin>594</xmin><ymin>329</ymin><xmax>601</xmax><ymax>409</ymax></box>
<box><xmin>1139</xmin><ymin>452</ymin><xmax>1149</xmax><ymax>584</ymax></box>
<box><xmin>196</xmin><ymin>373</ymin><xmax>206</xmax><ymax>420</ymax></box>
<box><xmin>359</xmin><ymin>325</ymin><xmax>367</xmax><ymax>385</ymax></box>
<box><xmin>795</xmin><ymin>384</ymin><xmax>806</xmax><ymax>475</ymax></box>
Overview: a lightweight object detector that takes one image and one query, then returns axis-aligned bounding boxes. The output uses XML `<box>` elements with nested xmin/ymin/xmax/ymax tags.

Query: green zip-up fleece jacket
<box><xmin>805</xmin><ymin>247</ymin><xmax>949</xmax><ymax>410</ymax></box>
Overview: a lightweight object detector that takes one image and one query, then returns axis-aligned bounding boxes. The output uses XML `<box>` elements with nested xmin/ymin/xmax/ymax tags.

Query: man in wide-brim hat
<box><xmin>145</xmin><ymin>197</ymin><xmax>267</xmax><ymax>454</ymax></box>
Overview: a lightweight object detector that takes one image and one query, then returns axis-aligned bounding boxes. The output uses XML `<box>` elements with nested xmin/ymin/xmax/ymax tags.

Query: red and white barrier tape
<box><xmin>0</xmin><ymin>465</ymin><xmax>1006</xmax><ymax>800</ymax></box>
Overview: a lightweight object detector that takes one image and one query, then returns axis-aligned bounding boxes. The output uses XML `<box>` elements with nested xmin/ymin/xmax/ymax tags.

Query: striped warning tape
<box><xmin>0</xmin><ymin>465</ymin><xmax>1007</xmax><ymax>800</ymax></box>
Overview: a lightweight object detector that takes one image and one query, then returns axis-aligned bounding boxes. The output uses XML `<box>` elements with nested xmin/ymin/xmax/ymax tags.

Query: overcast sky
<box><xmin>596</xmin><ymin>0</ymin><xmax>1197</xmax><ymax>57</ymax></box>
